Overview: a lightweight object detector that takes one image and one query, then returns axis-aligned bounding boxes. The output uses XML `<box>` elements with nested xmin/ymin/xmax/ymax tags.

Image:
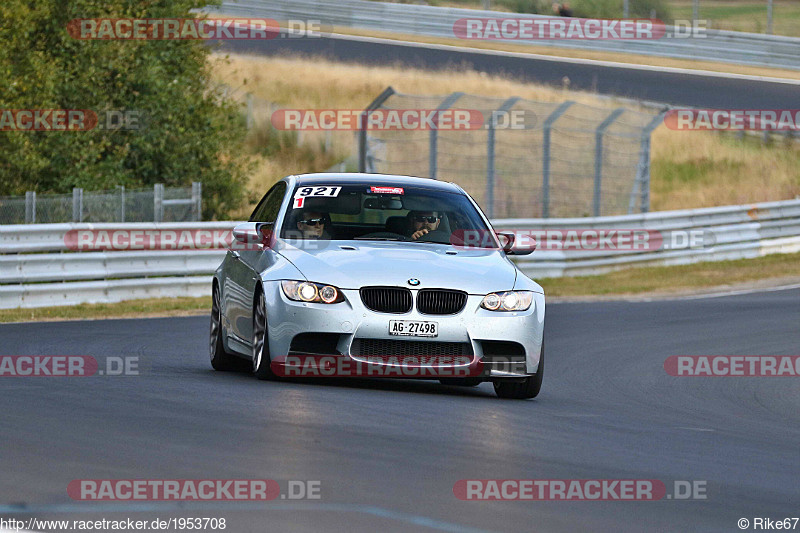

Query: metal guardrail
<box><xmin>496</xmin><ymin>198</ymin><xmax>800</xmax><ymax>277</ymax></box>
<box><xmin>0</xmin><ymin>222</ymin><xmax>227</xmax><ymax>254</ymax></box>
<box><xmin>205</xmin><ymin>0</ymin><xmax>800</xmax><ymax>70</ymax></box>
<box><xmin>0</xmin><ymin>222</ymin><xmax>233</xmax><ymax>310</ymax></box>
<box><xmin>1</xmin><ymin>198</ymin><xmax>799</xmax><ymax>309</ymax></box>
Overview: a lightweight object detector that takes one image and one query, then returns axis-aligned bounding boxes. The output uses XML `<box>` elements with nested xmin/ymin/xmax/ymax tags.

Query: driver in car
<box><xmin>296</xmin><ymin>210</ymin><xmax>329</xmax><ymax>239</ymax></box>
<box><xmin>408</xmin><ymin>210</ymin><xmax>444</xmax><ymax>241</ymax></box>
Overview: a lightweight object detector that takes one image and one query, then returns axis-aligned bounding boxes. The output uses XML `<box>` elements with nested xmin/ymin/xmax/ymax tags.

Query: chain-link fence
<box><xmin>0</xmin><ymin>183</ymin><xmax>202</xmax><ymax>224</ymax></box>
<box><xmin>359</xmin><ymin>88</ymin><xmax>664</xmax><ymax>218</ymax></box>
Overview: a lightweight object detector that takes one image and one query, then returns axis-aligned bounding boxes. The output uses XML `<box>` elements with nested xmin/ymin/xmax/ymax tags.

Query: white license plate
<box><xmin>388</xmin><ymin>320</ymin><xmax>438</xmax><ymax>337</ymax></box>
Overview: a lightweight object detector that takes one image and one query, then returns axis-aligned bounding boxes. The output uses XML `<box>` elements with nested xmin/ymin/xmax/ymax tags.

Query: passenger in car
<box><xmin>295</xmin><ymin>210</ymin><xmax>330</xmax><ymax>239</ymax></box>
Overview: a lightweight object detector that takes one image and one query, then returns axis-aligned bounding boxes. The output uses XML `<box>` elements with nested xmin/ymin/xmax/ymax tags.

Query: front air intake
<box><xmin>352</xmin><ymin>339</ymin><xmax>473</xmax><ymax>357</ymax></box>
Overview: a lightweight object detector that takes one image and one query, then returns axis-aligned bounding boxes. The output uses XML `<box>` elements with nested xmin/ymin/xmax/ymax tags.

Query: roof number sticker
<box><xmin>369</xmin><ymin>186</ymin><xmax>404</xmax><ymax>195</ymax></box>
<box><xmin>294</xmin><ymin>186</ymin><xmax>342</xmax><ymax>198</ymax></box>
<box><xmin>293</xmin><ymin>186</ymin><xmax>341</xmax><ymax>208</ymax></box>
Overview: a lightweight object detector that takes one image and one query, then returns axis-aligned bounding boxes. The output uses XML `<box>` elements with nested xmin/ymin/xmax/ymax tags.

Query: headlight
<box><xmin>480</xmin><ymin>291</ymin><xmax>533</xmax><ymax>312</ymax></box>
<box><xmin>281</xmin><ymin>281</ymin><xmax>345</xmax><ymax>304</ymax></box>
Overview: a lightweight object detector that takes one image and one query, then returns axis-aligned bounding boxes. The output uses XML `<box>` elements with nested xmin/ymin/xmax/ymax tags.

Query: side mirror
<box><xmin>496</xmin><ymin>232</ymin><xmax>537</xmax><ymax>256</ymax></box>
<box><xmin>232</xmin><ymin>222</ymin><xmax>274</xmax><ymax>249</ymax></box>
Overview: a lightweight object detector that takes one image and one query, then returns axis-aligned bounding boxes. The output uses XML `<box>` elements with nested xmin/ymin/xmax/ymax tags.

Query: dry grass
<box><xmin>211</xmin><ymin>53</ymin><xmax>800</xmax><ymax>214</ymax></box>
<box><xmin>670</xmin><ymin>0</ymin><xmax>800</xmax><ymax>37</ymax></box>
<box><xmin>541</xmin><ymin>251</ymin><xmax>800</xmax><ymax>297</ymax></box>
<box><xmin>649</xmin><ymin>128</ymin><xmax>800</xmax><ymax>210</ymax></box>
<box><xmin>211</xmin><ymin>53</ymin><xmax>611</xmax><ymax>109</ymax></box>
<box><xmin>0</xmin><ymin>297</ymin><xmax>210</xmax><ymax>324</ymax></box>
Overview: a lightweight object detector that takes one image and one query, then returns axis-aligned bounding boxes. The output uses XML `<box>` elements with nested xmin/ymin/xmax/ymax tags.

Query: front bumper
<box><xmin>263</xmin><ymin>282</ymin><xmax>545</xmax><ymax>378</ymax></box>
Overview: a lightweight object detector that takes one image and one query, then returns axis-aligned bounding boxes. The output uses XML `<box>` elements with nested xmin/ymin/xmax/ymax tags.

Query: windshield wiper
<box><xmin>353</xmin><ymin>236</ymin><xmax>404</xmax><ymax>241</ymax></box>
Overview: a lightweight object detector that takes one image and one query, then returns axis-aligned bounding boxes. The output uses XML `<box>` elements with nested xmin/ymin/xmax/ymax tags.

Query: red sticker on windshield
<box><xmin>293</xmin><ymin>197</ymin><xmax>305</xmax><ymax>209</ymax></box>
<box><xmin>370</xmin><ymin>186</ymin><xmax>404</xmax><ymax>195</ymax></box>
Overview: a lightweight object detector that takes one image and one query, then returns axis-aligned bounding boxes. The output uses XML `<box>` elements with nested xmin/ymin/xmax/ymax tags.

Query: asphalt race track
<box><xmin>220</xmin><ymin>35</ymin><xmax>800</xmax><ymax>109</ymax></box>
<box><xmin>1</xmin><ymin>288</ymin><xmax>798</xmax><ymax>532</ymax></box>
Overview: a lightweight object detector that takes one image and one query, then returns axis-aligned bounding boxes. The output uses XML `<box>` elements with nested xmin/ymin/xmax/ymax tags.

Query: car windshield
<box><xmin>280</xmin><ymin>182</ymin><xmax>494</xmax><ymax>246</ymax></box>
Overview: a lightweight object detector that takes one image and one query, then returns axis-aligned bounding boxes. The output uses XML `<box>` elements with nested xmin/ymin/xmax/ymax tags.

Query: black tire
<box><xmin>252</xmin><ymin>288</ymin><xmax>275</xmax><ymax>380</ymax></box>
<box><xmin>210</xmin><ymin>283</ymin><xmax>239</xmax><ymax>371</ymax></box>
<box><xmin>493</xmin><ymin>340</ymin><xmax>544</xmax><ymax>400</ymax></box>
<box><xmin>439</xmin><ymin>378</ymin><xmax>483</xmax><ymax>387</ymax></box>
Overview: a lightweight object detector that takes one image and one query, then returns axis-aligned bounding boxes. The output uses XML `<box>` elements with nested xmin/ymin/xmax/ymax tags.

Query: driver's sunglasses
<box><xmin>300</xmin><ymin>218</ymin><xmax>325</xmax><ymax>226</ymax></box>
<box><xmin>413</xmin><ymin>215</ymin><xmax>440</xmax><ymax>223</ymax></box>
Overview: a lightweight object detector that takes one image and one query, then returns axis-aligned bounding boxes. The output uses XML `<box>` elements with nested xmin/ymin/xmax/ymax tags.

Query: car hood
<box><xmin>276</xmin><ymin>240</ymin><xmax>518</xmax><ymax>294</ymax></box>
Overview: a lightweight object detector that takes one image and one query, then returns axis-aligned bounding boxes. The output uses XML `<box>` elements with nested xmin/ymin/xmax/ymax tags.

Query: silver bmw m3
<box><xmin>210</xmin><ymin>173</ymin><xmax>545</xmax><ymax>399</ymax></box>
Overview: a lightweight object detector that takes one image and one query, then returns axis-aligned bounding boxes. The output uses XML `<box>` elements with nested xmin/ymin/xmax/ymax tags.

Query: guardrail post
<box><xmin>485</xmin><ymin>97</ymin><xmax>520</xmax><ymax>219</ymax></box>
<box><xmin>629</xmin><ymin>111</ymin><xmax>665</xmax><ymax>214</ymax></box>
<box><xmin>630</xmin><ymin>152</ymin><xmax>647</xmax><ymax>215</ymax></box>
<box><xmin>119</xmin><ymin>186</ymin><xmax>126</xmax><ymax>222</ymax></box>
<box><xmin>154</xmin><ymin>184</ymin><xmax>164</xmax><ymax>222</ymax></box>
<box><xmin>192</xmin><ymin>182</ymin><xmax>202</xmax><ymax>221</ymax></box>
<box><xmin>358</xmin><ymin>87</ymin><xmax>395</xmax><ymax>173</ymax></box>
<box><xmin>542</xmin><ymin>101</ymin><xmax>574</xmax><ymax>218</ymax></box>
<box><xmin>767</xmin><ymin>0</ymin><xmax>773</xmax><ymax>34</ymax></box>
<box><xmin>486</xmin><ymin>127</ymin><xmax>495</xmax><ymax>216</ymax></box>
<box><xmin>72</xmin><ymin>188</ymin><xmax>83</xmax><ymax>222</ymax></box>
<box><xmin>593</xmin><ymin>108</ymin><xmax>625</xmax><ymax>217</ymax></box>
<box><xmin>429</xmin><ymin>92</ymin><xmax>464</xmax><ymax>180</ymax></box>
<box><xmin>25</xmin><ymin>191</ymin><xmax>36</xmax><ymax>224</ymax></box>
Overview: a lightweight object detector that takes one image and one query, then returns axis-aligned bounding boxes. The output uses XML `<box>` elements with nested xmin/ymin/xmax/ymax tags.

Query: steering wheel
<box><xmin>411</xmin><ymin>229</ymin><xmax>448</xmax><ymax>243</ymax></box>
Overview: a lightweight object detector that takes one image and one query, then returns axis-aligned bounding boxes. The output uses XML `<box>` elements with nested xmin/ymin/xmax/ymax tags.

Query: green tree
<box><xmin>0</xmin><ymin>0</ymin><xmax>249</xmax><ymax>219</ymax></box>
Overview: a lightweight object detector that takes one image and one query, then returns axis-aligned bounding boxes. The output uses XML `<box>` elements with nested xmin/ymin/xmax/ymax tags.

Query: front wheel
<box><xmin>252</xmin><ymin>289</ymin><xmax>275</xmax><ymax>380</ymax></box>
<box><xmin>493</xmin><ymin>340</ymin><xmax>544</xmax><ymax>400</ymax></box>
<box><xmin>210</xmin><ymin>283</ymin><xmax>239</xmax><ymax>371</ymax></box>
